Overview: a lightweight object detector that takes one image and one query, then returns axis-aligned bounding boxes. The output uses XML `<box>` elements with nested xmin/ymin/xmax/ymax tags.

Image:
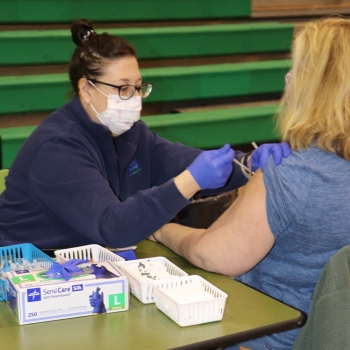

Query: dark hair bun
<box><xmin>71</xmin><ymin>18</ymin><xmax>95</xmax><ymax>46</ymax></box>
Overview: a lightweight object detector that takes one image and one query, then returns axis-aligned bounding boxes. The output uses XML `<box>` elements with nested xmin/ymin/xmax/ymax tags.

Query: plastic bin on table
<box><xmin>152</xmin><ymin>275</ymin><xmax>228</xmax><ymax>326</ymax></box>
<box><xmin>116</xmin><ymin>257</ymin><xmax>188</xmax><ymax>304</ymax></box>
<box><xmin>0</xmin><ymin>243</ymin><xmax>55</xmax><ymax>301</ymax></box>
<box><xmin>54</xmin><ymin>244</ymin><xmax>125</xmax><ymax>263</ymax></box>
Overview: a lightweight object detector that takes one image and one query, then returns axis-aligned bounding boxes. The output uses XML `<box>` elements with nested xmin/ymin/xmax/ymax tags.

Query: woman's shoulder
<box><xmin>268</xmin><ymin>147</ymin><xmax>330</xmax><ymax>174</ymax></box>
<box><xmin>263</xmin><ymin>147</ymin><xmax>343</xmax><ymax>203</ymax></box>
<box><xmin>285</xmin><ymin>147</ymin><xmax>350</xmax><ymax>176</ymax></box>
<box><xmin>264</xmin><ymin>149</ymin><xmax>309</xmax><ymax>178</ymax></box>
<box><xmin>33</xmin><ymin>111</ymin><xmax>78</xmax><ymax>141</ymax></box>
<box><xmin>263</xmin><ymin>149</ymin><xmax>313</xmax><ymax>202</ymax></box>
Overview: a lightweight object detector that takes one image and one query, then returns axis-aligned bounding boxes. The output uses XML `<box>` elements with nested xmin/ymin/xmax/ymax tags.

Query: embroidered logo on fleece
<box><xmin>128</xmin><ymin>160</ymin><xmax>141</xmax><ymax>176</ymax></box>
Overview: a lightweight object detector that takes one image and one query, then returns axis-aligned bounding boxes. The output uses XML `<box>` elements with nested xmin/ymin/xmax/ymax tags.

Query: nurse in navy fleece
<box><xmin>0</xmin><ymin>19</ymin><xmax>290</xmax><ymax>250</ymax></box>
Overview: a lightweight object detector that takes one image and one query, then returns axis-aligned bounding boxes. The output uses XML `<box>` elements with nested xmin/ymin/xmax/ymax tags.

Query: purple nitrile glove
<box><xmin>187</xmin><ymin>144</ymin><xmax>235</xmax><ymax>190</ymax></box>
<box><xmin>89</xmin><ymin>263</ymin><xmax>119</xmax><ymax>279</ymax></box>
<box><xmin>45</xmin><ymin>259</ymin><xmax>89</xmax><ymax>281</ymax></box>
<box><xmin>251</xmin><ymin>142</ymin><xmax>291</xmax><ymax>172</ymax></box>
<box><xmin>89</xmin><ymin>287</ymin><xmax>106</xmax><ymax>314</ymax></box>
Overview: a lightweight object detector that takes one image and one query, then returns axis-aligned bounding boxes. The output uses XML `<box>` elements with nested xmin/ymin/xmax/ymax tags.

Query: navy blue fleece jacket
<box><xmin>0</xmin><ymin>97</ymin><xmax>247</xmax><ymax>249</ymax></box>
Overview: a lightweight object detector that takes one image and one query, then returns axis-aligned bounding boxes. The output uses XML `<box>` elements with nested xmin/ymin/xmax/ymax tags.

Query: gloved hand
<box><xmin>89</xmin><ymin>263</ymin><xmax>119</xmax><ymax>279</ymax></box>
<box><xmin>251</xmin><ymin>142</ymin><xmax>291</xmax><ymax>172</ymax></box>
<box><xmin>187</xmin><ymin>144</ymin><xmax>234</xmax><ymax>190</ymax></box>
<box><xmin>45</xmin><ymin>259</ymin><xmax>89</xmax><ymax>281</ymax></box>
<box><xmin>89</xmin><ymin>287</ymin><xmax>106</xmax><ymax>314</ymax></box>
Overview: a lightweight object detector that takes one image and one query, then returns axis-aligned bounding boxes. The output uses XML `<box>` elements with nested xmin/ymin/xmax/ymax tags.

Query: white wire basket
<box><xmin>115</xmin><ymin>257</ymin><xmax>188</xmax><ymax>304</ymax></box>
<box><xmin>152</xmin><ymin>275</ymin><xmax>228</xmax><ymax>327</ymax></box>
<box><xmin>54</xmin><ymin>244</ymin><xmax>125</xmax><ymax>263</ymax></box>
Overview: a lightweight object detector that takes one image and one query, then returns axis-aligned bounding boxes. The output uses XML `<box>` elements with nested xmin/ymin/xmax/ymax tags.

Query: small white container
<box><xmin>152</xmin><ymin>275</ymin><xmax>228</xmax><ymax>327</ymax></box>
<box><xmin>54</xmin><ymin>244</ymin><xmax>125</xmax><ymax>263</ymax></box>
<box><xmin>115</xmin><ymin>257</ymin><xmax>188</xmax><ymax>304</ymax></box>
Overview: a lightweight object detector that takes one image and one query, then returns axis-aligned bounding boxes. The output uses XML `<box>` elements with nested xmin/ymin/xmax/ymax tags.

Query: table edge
<box><xmin>169</xmin><ymin>311</ymin><xmax>305</xmax><ymax>350</ymax></box>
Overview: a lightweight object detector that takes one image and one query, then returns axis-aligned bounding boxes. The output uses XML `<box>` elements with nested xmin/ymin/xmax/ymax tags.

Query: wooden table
<box><xmin>0</xmin><ymin>240</ymin><xmax>304</xmax><ymax>350</ymax></box>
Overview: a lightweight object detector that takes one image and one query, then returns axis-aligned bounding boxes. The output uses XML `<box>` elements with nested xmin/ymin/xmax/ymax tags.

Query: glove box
<box><xmin>5</xmin><ymin>261</ymin><xmax>128</xmax><ymax>325</ymax></box>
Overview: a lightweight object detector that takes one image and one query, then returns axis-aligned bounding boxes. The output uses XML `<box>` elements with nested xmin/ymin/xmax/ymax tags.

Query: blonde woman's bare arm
<box><xmin>154</xmin><ymin>169</ymin><xmax>275</xmax><ymax>277</ymax></box>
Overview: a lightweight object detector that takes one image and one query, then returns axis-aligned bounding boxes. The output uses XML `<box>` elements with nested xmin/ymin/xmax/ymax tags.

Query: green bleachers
<box><xmin>0</xmin><ymin>23</ymin><xmax>293</xmax><ymax>65</ymax></box>
<box><xmin>0</xmin><ymin>60</ymin><xmax>291</xmax><ymax>115</ymax></box>
<box><xmin>0</xmin><ymin>0</ymin><xmax>251</xmax><ymax>23</ymax></box>
<box><xmin>0</xmin><ymin>0</ymin><xmax>293</xmax><ymax>169</ymax></box>
<box><xmin>145</xmin><ymin>103</ymin><xmax>280</xmax><ymax>148</ymax></box>
<box><xmin>0</xmin><ymin>104</ymin><xmax>279</xmax><ymax>169</ymax></box>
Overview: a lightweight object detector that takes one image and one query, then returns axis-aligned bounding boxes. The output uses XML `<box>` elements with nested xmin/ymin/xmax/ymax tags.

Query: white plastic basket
<box><xmin>115</xmin><ymin>257</ymin><xmax>188</xmax><ymax>304</ymax></box>
<box><xmin>152</xmin><ymin>275</ymin><xmax>228</xmax><ymax>327</ymax></box>
<box><xmin>54</xmin><ymin>244</ymin><xmax>125</xmax><ymax>263</ymax></box>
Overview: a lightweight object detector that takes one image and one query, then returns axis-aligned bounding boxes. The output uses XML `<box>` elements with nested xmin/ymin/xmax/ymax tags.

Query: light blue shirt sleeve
<box><xmin>263</xmin><ymin>151</ymin><xmax>313</xmax><ymax>239</ymax></box>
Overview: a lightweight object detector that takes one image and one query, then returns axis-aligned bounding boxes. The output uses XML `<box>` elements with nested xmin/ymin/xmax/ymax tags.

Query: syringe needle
<box><xmin>233</xmin><ymin>158</ymin><xmax>254</xmax><ymax>175</ymax></box>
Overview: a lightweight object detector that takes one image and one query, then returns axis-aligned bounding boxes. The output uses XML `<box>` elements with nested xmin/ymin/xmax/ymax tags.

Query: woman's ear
<box><xmin>78</xmin><ymin>78</ymin><xmax>92</xmax><ymax>103</ymax></box>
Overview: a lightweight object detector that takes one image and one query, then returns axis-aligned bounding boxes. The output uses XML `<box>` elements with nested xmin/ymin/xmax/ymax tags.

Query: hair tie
<box><xmin>83</xmin><ymin>30</ymin><xmax>94</xmax><ymax>42</ymax></box>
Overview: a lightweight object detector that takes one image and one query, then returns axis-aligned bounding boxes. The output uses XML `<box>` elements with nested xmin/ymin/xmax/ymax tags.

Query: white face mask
<box><xmin>88</xmin><ymin>81</ymin><xmax>142</xmax><ymax>135</ymax></box>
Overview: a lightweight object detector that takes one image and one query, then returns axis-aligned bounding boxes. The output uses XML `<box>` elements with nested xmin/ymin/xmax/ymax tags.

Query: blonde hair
<box><xmin>278</xmin><ymin>17</ymin><xmax>350</xmax><ymax>160</ymax></box>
